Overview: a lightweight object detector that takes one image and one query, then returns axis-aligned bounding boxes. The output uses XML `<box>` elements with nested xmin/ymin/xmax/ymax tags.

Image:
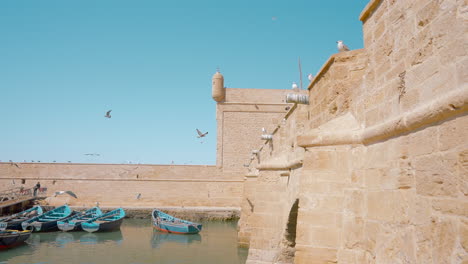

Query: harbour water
<box><xmin>0</xmin><ymin>219</ymin><xmax>248</xmax><ymax>264</ymax></box>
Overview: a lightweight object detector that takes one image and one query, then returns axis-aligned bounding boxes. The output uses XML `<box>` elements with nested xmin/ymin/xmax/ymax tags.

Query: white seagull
<box><xmin>337</xmin><ymin>40</ymin><xmax>350</xmax><ymax>52</ymax></box>
<box><xmin>196</xmin><ymin>129</ymin><xmax>208</xmax><ymax>138</ymax></box>
<box><xmin>292</xmin><ymin>82</ymin><xmax>298</xmax><ymax>90</ymax></box>
<box><xmin>308</xmin><ymin>73</ymin><xmax>314</xmax><ymax>82</ymax></box>
<box><xmin>105</xmin><ymin>110</ymin><xmax>112</xmax><ymax>118</ymax></box>
<box><xmin>54</xmin><ymin>191</ymin><xmax>78</xmax><ymax>199</ymax></box>
<box><xmin>262</xmin><ymin>127</ymin><xmax>267</xmax><ymax>134</ymax></box>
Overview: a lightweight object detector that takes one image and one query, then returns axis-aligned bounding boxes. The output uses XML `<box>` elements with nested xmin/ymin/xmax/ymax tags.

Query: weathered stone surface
<box><xmin>294</xmin><ymin>247</ymin><xmax>338</xmax><ymax>264</ymax></box>
<box><xmin>414</xmin><ymin>154</ymin><xmax>459</xmax><ymax>197</ymax></box>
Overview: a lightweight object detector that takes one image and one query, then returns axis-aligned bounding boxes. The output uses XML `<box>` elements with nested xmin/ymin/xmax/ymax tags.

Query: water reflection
<box><xmin>55</xmin><ymin>232</ymin><xmax>75</xmax><ymax>247</ymax></box>
<box><xmin>0</xmin><ymin>220</ymin><xmax>247</xmax><ymax>264</ymax></box>
<box><xmin>151</xmin><ymin>230</ymin><xmax>201</xmax><ymax>248</ymax></box>
<box><xmin>79</xmin><ymin>231</ymin><xmax>123</xmax><ymax>245</ymax></box>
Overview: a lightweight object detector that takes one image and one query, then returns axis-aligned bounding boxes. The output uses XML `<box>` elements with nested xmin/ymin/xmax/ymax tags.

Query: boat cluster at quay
<box><xmin>0</xmin><ymin>205</ymin><xmax>202</xmax><ymax>250</ymax></box>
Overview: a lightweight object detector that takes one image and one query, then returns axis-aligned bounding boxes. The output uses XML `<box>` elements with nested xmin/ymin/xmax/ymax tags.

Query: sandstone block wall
<box><xmin>0</xmin><ymin>163</ymin><xmax>243</xmax><ymax>208</ymax></box>
<box><xmin>216</xmin><ymin>88</ymin><xmax>292</xmax><ymax>172</ymax></box>
<box><xmin>239</xmin><ymin>0</ymin><xmax>468</xmax><ymax>263</ymax></box>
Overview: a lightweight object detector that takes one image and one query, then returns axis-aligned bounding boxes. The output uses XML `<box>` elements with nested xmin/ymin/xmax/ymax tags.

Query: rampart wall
<box><xmin>0</xmin><ymin>163</ymin><xmax>243</xmax><ymax>209</ymax></box>
<box><xmin>239</xmin><ymin>0</ymin><xmax>468</xmax><ymax>263</ymax></box>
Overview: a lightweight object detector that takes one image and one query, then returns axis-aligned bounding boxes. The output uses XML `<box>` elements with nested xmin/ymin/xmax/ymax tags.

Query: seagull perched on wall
<box><xmin>54</xmin><ymin>191</ymin><xmax>78</xmax><ymax>199</ymax></box>
<box><xmin>262</xmin><ymin>127</ymin><xmax>267</xmax><ymax>134</ymax></box>
<box><xmin>292</xmin><ymin>82</ymin><xmax>298</xmax><ymax>90</ymax></box>
<box><xmin>196</xmin><ymin>129</ymin><xmax>208</xmax><ymax>138</ymax></box>
<box><xmin>136</xmin><ymin>193</ymin><xmax>141</xmax><ymax>200</ymax></box>
<box><xmin>336</xmin><ymin>40</ymin><xmax>350</xmax><ymax>52</ymax></box>
<box><xmin>105</xmin><ymin>110</ymin><xmax>112</xmax><ymax>118</ymax></box>
<box><xmin>308</xmin><ymin>73</ymin><xmax>314</xmax><ymax>82</ymax></box>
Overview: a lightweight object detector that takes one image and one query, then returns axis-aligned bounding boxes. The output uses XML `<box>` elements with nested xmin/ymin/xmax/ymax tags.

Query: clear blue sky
<box><xmin>0</xmin><ymin>0</ymin><xmax>368</xmax><ymax>165</ymax></box>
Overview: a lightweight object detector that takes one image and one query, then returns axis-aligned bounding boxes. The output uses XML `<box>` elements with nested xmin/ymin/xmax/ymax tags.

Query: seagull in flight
<box><xmin>54</xmin><ymin>191</ymin><xmax>78</xmax><ymax>199</ymax></box>
<box><xmin>337</xmin><ymin>40</ymin><xmax>350</xmax><ymax>52</ymax></box>
<box><xmin>105</xmin><ymin>110</ymin><xmax>112</xmax><ymax>118</ymax></box>
<box><xmin>196</xmin><ymin>129</ymin><xmax>208</xmax><ymax>138</ymax></box>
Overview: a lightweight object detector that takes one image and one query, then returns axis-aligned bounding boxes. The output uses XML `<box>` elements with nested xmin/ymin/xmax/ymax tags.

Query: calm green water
<box><xmin>0</xmin><ymin>219</ymin><xmax>248</xmax><ymax>264</ymax></box>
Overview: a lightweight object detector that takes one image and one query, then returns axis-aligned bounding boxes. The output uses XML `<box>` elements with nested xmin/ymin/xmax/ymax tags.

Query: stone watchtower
<box><xmin>212</xmin><ymin>70</ymin><xmax>225</xmax><ymax>102</ymax></box>
<box><xmin>211</xmin><ymin>70</ymin><xmax>291</xmax><ymax>172</ymax></box>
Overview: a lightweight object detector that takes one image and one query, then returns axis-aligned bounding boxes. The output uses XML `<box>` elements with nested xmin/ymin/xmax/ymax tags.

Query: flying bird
<box><xmin>308</xmin><ymin>73</ymin><xmax>314</xmax><ymax>81</ymax></box>
<box><xmin>54</xmin><ymin>191</ymin><xmax>78</xmax><ymax>199</ymax></box>
<box><xmin>337</xmin><ymin>40</ymin><xmax>350</xmax><ymax>52</ymax></box>
<box><xmin>196</xmin><ymin>129</ymin><xmax>208</xmax><ymax>138</ymax></box>
<box><xmin>292</xmin><ymin>82</ymin><xmax>298</xmax><ymax>90</ymax></box>
<box><xmin>84</xmin><ymin>153</ymin><xmax>100</xmax><ymax>156</ymax></box>
<box><xmin>105</xmin><ymin>110</ymin><xmax>112</xmax><ymax>118</ymax></box>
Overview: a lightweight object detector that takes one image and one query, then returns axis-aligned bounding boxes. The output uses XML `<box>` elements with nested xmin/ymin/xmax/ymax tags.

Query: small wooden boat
<box><xmin>0</xmin><ymin>230</ymin><xmax>32</xmax><ymax>250</ymax></box>
<box><xmin>81</xmin><ymin>208</ymin><xmax>125</xmax><ymax>233</ymax></box>
<box><xmin>152</xmin><ymin>209</ymin><xmax>202</xmax><ymax>234</ymax></box>
<box><xmin>57</xmin><ymin>207</ymin><xmax>103</xmax><ymax>232</ymax></box>
<box><xmin>0</xmin><ymin>206</ymin><xmax>43</xmax><ymax>231</ymax></box>
<box><xmin>21</xmin><ymin>205</ymin><xmax>73</xmax><ymax>232</ymax></box>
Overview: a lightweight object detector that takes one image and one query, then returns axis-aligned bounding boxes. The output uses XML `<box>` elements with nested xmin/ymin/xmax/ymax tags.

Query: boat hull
<box><xmin>81</xmin><ymin>208</ymin><xmax>125</xmax><ymax>233</ymax></box>
<box><xmin>152</xmin><ymin>223</ymin><xmax>202</xmax><ymax>234</ymax></box>
<box><xmin>57</xmin><ymin>221</ymin><xmax>81</xmax><ymax>232</ymax></box>
<box><xmin>82</xmin><ymin>218</ymin><xmax>124</xmax><ymax>233</ymax></box>
<box><xmin>0</xmin><ymin>230</ymin><xmax>32</xmax><ymax>250</ymax></box>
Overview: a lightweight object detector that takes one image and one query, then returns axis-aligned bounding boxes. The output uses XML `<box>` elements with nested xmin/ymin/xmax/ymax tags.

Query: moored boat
<box><xmin>81</xmin><ymin>208</ymin><xmax>125</xmax><ymax>233</ymax></box>
<box><xmin>152</xmin><ymin>209</ymin><xmax>202</xmax><ymax>234</ymax></box>
<box><xmin>0</xmin><ymin>206</ymin><xmax>43</xmax><ymax>231</ymax></box>
<box><xmin>0</xmin><ymin>230</ymin><xmax>32</xmax><ymax>250</ymax></box>
<box><xmin>57</xmin><ymin>207</ymin><xmax>103</xmax><ymax>232</ymax></box>
<box><xmin>21</xmin><ymin>205</ymin><xmax>73</xmax><ymax>232</ymax></box>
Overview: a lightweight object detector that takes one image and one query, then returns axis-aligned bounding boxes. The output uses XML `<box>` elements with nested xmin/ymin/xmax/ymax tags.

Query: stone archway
<box><xmin>278</xmin><ymin>199</ymin><xmax>299</xmax><ymax>263</ymax></box>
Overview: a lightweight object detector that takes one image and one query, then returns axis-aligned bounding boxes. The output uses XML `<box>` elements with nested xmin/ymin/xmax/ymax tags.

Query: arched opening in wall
<box><xmin>278</xmin><ymin>199</ymin><xmax>299</xmax><ymax>263</ymax></box>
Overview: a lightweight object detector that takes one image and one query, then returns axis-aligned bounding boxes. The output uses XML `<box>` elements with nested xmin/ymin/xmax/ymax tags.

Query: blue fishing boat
<box><xmin>0</xmin><ymin>206</ymin><xmax>43</xmax><ymax>231</ymax></box>
<box><xmin>81</xmin><ymin>208</ymin><xmax>125</xmax><ymax>233</ymax></box>
<box><xmin>0</xmin><ymin>230</ymin><xmax>32</xmax><ymax>250</ymax></box>
<box><xmin>152</xmin><ymin>209</ymin><xmax>202</xmax><ymax>234</ymax></box>
<box><xmin>21</xmin><ymin>205</ymin><xmax>73</xmax><ymax>232</ymax></box>
<box><xmin>57</xmin><ymin>207</ymin><xmax>103</xmax><ymax>232</ymax></box>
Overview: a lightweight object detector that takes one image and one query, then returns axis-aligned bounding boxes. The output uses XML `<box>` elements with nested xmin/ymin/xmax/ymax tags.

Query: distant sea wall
<box><xmin>0</xmin><ymin>163</ymin><xmax>243</xmax><ymax>209</ymax></box>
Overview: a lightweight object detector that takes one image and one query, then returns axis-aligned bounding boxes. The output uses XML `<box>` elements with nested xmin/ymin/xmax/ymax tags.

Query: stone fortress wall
<box><xmin>238</xmin><ymin>0</ymin><xmax>467</xmax><ymax>263</ymax></box>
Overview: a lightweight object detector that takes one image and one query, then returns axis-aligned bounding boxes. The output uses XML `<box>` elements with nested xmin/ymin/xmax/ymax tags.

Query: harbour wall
<box><xmin>0</xmin><ymin>163</ymin><xmax>243</xmax><ymax>210</ymax></box>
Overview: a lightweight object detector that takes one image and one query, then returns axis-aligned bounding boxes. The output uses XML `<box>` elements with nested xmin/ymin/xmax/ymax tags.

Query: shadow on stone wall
<box><xmin>278</xmin><ymin>199</ymin><xmax>299</xmax><ymax>263</ymax></box>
